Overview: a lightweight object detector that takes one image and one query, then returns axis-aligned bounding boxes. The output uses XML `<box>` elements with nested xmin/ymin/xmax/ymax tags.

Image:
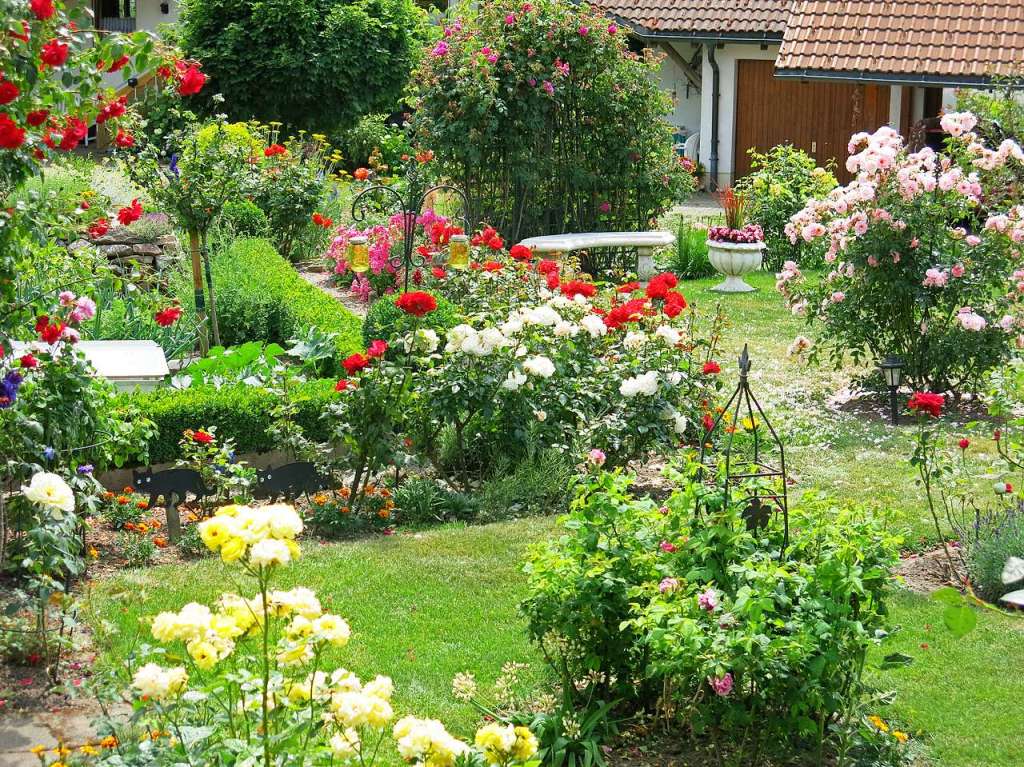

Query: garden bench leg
<box><xmin>637</xmin><ymin>246</ymin><xmax>655</xmax><ymax>283</ymax></box>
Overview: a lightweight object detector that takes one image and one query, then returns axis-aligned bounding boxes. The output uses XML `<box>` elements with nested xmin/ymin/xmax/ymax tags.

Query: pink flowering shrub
<box><xmin>410</xmin><ymin>0</ymin><xmax>695</xmax><ymax>241</ymax></box>
<box><xmin>778</xmin><ymin>116</ymin><xmax>1024</xmax><ymax>392</ymax></box>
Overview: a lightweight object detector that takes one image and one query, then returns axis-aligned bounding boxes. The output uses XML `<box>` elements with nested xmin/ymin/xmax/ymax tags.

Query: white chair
<box><xmin>683</xmin><ymin>132</ymin><xmax>700</xmax><ymax>160</ymax></box>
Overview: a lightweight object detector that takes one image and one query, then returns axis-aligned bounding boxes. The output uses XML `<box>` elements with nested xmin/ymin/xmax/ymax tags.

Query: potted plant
<box><xmin>706</xmin><ymin>188</ymin><xmax>765</xmax><ymax>293</ymax></box>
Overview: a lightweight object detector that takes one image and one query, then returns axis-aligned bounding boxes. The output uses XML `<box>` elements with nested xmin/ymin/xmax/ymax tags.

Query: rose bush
<box><xmin>777</xmin><ymin>116</ymin><xmax>1024</xmax><ymax>392</ymax></box>
<box><xmin>410</xmin><ymin>0</ymin><xmax>695</xmax><ymax>242</ymax></box>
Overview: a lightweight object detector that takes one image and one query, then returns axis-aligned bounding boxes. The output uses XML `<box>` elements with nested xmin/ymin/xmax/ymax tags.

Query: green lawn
<box><xmin>680</xmin><ymin>270</ymin><xmax>998</xmax><ymax>545</ymax></box>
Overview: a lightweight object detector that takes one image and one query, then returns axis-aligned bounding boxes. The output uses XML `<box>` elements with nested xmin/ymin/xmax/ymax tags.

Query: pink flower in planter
<box><xmin>708</xmin><ymin>673</ymin><xmax>733</xmax><ymax>696</ymax></box>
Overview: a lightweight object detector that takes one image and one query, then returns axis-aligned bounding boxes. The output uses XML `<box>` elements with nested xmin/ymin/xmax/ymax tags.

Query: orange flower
<box><xmin>136</xmin><ymin>500</ymin><xmax>149</xmax><ymax>509</ymax></box>
<box><xmin>340</xmin><ymin>506</ymin><xmax>351</xmax><ymax>515</ymax></box>
<box><xmin>338</xmin><ymin>487</ymin><xmax>351</xmax><ymax>499</ymax></box>
<box><xmin>124</xmin><ymin>522</ymin><xmax>136</xmax><ymax>532</ymax></box>
<box><xmin>379</xmin><ymin>488</ymin><xmax>391</xmax><ymax>499</ymax></box>
<box><xmin>313</xmin><ymin>493</ymin><xmax>329</xmax><ymax>505</ymax></box>
<box><xmin>377</xmin><ymin>509</ymin><xmax>391</xmax><ymax>519</ymax></box>
<box><xmin>117</xmin><ymin>495</ymin><xmax>130</xmax><ymax>505</ymax></box>
<box><xmin>123</xmin><ymin>486</ymin><xmax>134</xmax><ymax>493</ymax></box>
<box><xmin>365</xmin><ymin>483</ymin><xmax>377</xmax><ymax>495</ymax></box>
<box><xmin>99</xmin><ymin>736</ymin><xmax>118</xmax><ymax>749</ymax></box>
<box><xmin>153</xmin><ymin>537</ymin><xmax>168</xmax><ymax>549</ymax></box>
<box><xmin>103</xmin><ymin>491</ymin><xmax>115</xmax><ymax>499</ymax></box>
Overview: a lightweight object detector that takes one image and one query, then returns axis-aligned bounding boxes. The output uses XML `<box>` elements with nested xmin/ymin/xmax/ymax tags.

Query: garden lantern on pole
<box><xmin>879</xmin><ymin>356</ymin><xmax>904</xmax><ymax>425</ymax></box>
<box><xmin>350</xmin><ymin>160</ymin><xmax>472</xmax><ymax>291</ymax></box>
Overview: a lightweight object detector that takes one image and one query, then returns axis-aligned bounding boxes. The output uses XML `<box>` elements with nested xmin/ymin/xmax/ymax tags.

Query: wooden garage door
<box><xmin>733</xmin><ymin>59</ymin><xmax>890</xmax><ymax>183</ymax></box>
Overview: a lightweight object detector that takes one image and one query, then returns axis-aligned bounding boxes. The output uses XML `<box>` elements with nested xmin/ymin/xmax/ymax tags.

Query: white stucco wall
<box><xmin>137</xmin><ymin>0</ymin><xmax>179</xmax><ymax>30</ymax></box>
<box><xmin>698</xmin><ymin>42</ymin><xmax>779</xmax><ymax>189</ymax></box>
<box><xmin>655</xmin><ymin>41</ymin><xmax>703</xmax><ymax>138</ymax></box>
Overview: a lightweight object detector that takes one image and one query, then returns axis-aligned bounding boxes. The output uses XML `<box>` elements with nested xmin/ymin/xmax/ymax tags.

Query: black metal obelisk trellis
<box><xmin>697</xmin><ymin>344</ymin><xmax>790</xmax><ymax>552</ymax></box>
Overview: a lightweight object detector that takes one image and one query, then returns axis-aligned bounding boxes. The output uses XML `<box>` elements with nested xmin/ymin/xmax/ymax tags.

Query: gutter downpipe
<box><xmin>706</xmin><ymin>43</ymin><xmax>720</xmax><ymax>192</ymax></box>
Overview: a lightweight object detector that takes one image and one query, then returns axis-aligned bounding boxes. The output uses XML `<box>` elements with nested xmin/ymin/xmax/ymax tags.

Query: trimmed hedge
<box><xmin>120</xmin><ymin>379</ymin><xmax>337</xmax><ymax>464</ymax></box>
<box><xmin>363</xmin><ymin>293</ymin><xmax>460</xmax><ymax>348</ymax></box>
<box><xmin>173</xmin><ymin>238</ymin><xmax>363</xmax><ymax>360</ymax></box>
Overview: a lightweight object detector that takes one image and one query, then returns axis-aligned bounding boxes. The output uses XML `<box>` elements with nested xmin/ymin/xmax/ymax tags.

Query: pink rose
<box><xmin>709</xmin><ymin>673</ymin><xmax>733</xmax><ymax>697</ymax></box>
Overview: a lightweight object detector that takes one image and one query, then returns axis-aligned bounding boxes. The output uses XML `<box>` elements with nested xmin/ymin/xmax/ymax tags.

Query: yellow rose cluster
<box><xmin>474</xmin><ymin>723</ymin><xmax>539</xmax><ymax>766</ymax></box>
<box><xmin>151</xmin><ymin>601</ymin><xmax>242</xmax><ymax>670</ymax></box>
<box><xmin>394</xmin><ymin>717</ymin><xmax>470</xmax><ymax>767</ymax></box>
<box><xmin>131</xmin><ymin>662</ymin><xmax>189</xmax><ymax>701</ymax></box>
<box><xmin>198</xmin><ymin>503</ymin><xmax>303</xmax><ymax>565</ymax></box>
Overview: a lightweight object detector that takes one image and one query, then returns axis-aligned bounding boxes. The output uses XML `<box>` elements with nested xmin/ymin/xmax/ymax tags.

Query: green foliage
<box><xmin>179</xmin><ymin>0</ymin><xmax>428</xmax><ymax>130</ymax></box>
<box><xmin>175</xmin><ymin>341</ymin><xmax>286</xmax><ymax>388</ymax></box>
<box><xmin>363</xmin><ymin>293</ymin><xmax>460</xmax><ymax>348</ymax></box>
<box><xmin>522</xmin><ymin>467</ymin><xmax>902</xmax><ymax>762</ymax></box>
<box><xmin>964</xmin><ymin>515</ymin><xmax>1024</xmax><ymax>602</ymax></box>
<box><xmin>393</xmin><ymin>476</ymin><xmax>479</xmax><ymax>525</ymax></box>
<box><xmin>339</xmin><ymin>113</ymin><xmax>412</xmax><ymax>170</ymax></box>
<box><xmin>411</xmin><ymin>0</ymin><xmax>695</xmax><ymax>241</ymax></box>
<box><xmin>735</xmin><ymin>144</ymin><xmax>836</xmax><ymax>270</ymax></box>
<box><xmin>116</xmin><ymin>378</ymin><xmax>338</xmax><ymax>464</ymax></box>
<box><xmin>117</xmin><ymin>529</ymin><xmax>158</xmax><ymax>568</ymax></box>
<box><xmin>171</xmin><ymin>238</ymin><xmax>363</xmax><ymax>361</ymax></box>
<box><xmin>661</xmin><ymin>217</ymin><xmax>714</xmax><ymax>279</ymax></box>
<box><xmin>477</xmin><ymin>450</ymin><xmax>574</xmax><ymax>521</ymax></box>
<box><xmin>219</xmin><ymin>199</ymin><xmax>269</xmax><ymax>237</ymax></box>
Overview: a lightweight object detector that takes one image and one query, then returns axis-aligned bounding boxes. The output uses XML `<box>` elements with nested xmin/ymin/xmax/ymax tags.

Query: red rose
<box><xmin>509</xmin><ymin>244</ymin><xmax>533</xmax><ymax>261</ymax></box>
<box><xmin>25</xmin><ymin>109</ymin><xmax>48</xmax><ymax>127</ymax></box>
<box><xmin>19</xmin><ymin>354</ymin><xmax>38</xmax><ymax>369</ymax></box>
<box><xmin>353</xmin><ymin>167</ymin><xmax>370</xmax><ymax>181</ymax></box>
<box><xmin>96</xmin><ymin>96</ymin><xmax>127</xmax><ymax>124</ymax></box>
<box><xmin>645</xmin><ymin>272</ymin><xmax>679</xmax><ymax>300</ymax></box>
<box><xmin>343</xmin><ymin>353</ymin><xmax>369</xmax><ymax>374</ymax></box>
<box><xmin>117</xmin><ymin>198</ymin><xmax>143</xmax><ymax>226</ymax></box>
<box><xmin>311</xmin><ymin>212</ymin><xmax>333</xmax><ymax>228</ymax></box>
<box><xmin>0</xmin><ymin>79</ymin><xmax>19</xmax><ymax>105</ymax></box>
<box><xmin>958</xmin><ymin>438</ymin><xmax>970</xmax><ymax>450</ymax></box>
<box><xmin>907</xmin><ymin>391</ymin><xmax>944</xmax><ymax>418</ymax></box>
<box><xmin>39</xmin><ymin>320</ymin><xmax>63</xmax><ymax>344</ymax></box>
<box><xmin>702</xmin><ymin>412</ymin><xmax>715</xmax><ymax>432</ymax></box>
<box><xmin>88</xmin><ymin>218</ymin><xmax>110</xmax><ymax>239</ymax></box>
<box><xmin>617</xmin><ymin>281</ymin><xmax>640</xmax><ymax>294</ymax></box>
<box><xmin>35</xmin><ymin>315</ymin><xmax>50</xmax><ymax>334</ymax></box>
<box><xmin>40</xmin><ymin>39</ymin><xmax>69</xmax><ymax>68</ymax></box>
<box><xmin>394</xmin><ymin>291</ymin><xmax>438</xmax><ymax>317</ymax></box>
<box><xmin>114</xmin><ymin>129</ymin><xmax>134</xmax><ymax>148</ymax></box>
<box><xmin>664</xmin><ymin>290</ymin><xmax>688</xmax><ymax>316</ymax></box>
<box><xmin>177</xmin><ymin>65</ymin><xmax>206</xmax><ymax>96</ymax></box>
<box><xmin>431</xmin><ymin>266</ymin><xmax>446</xmax><ymax>280</ymax></box>
<box><xmin>0</xmin><ymin>113</ymin><xmax>25</xmax><ymax>149</ymax></box>
<box><xmin>487</xmin><ymin>235</ymin><xmax>504</xmax><ymax>250</ymax></box>
<box><xmin>366</xmin><ymin>339</ymin><xmax>388</xmax><ymax>359</ymax></box>
<box><xmin>48</xmin><ymin>117</ymin><xmax>87</xmax><ymax>151</ymax></box>
<box><xmin>604</xmin><ymin>299</ymin><xmax>648</xmax><ymax>329</ymax></box>
<box><xmin>702</xmin><ymin>360</ymin><xmax>721</xmax><ymax>375</ymax></box>
<box><xmin>108</xmin><ymin>55</ymin><xmax>131</xmax><ymax>73</ymax></box>
<box><xmin>545</xmin><ymin>273</ymin><xmax>560</xmax><ymax>290</ymax></box>
<box><xmin>560</xmin><ymin>280</ymin><xmax>596</xmax><ymax>299</ymax></box>
<box><xmin>154</xmin><ymin>306</ymin><xmax>182</xmax><ymax>327</ymax></box>
<box><xmin>264</xmin><ymin>143</ymin><xmax>287</xmax><ymax>157</ymax></box>
<box><xmin>995</xmin><ymin>429</ymin><xmax>1003</xmax><ymax>441</ymax></box>
<box><xmin>536</xmin><ymin>259</ymin><xmax>559</xmax><ymax>276</ymax></box>
<box><xmin>483</xmin><ymin>261</ymin><xmax>503</xmax><ymax>272</ymax></box>
<box><xmin>334</xmin><ymin>379</ymin><xmax>350</xmax><ymax>392</ymax></box>
<box><xmin>1007</xmin><ymin>482</ymin><xmax>1014</xmax><ymax>493</ymax></box>
<box><xmin>192</xmin><ymin>430</ymin><xmax>215</xmax><ymax>444</ymax></box>
<box><xmin>29</xmin><ymin>0</ymin><xmax>55</xmax><ymax>19</ymax></box>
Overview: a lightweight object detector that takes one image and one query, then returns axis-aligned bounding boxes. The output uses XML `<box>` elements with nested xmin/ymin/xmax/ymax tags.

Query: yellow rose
<box><xmin>219</xmin><ymin>536</ymin><xmax>246</xmax><ymax>563</ymax></box>
<box><xmin>210</xmin><ymin>613</ymin><xmax>242</xmax><ymax>639</ymax></box>
<box><xmin>198</xmin><ymin>518</ymin><xmax>232</xmax><ymax>551</ymax></box>
<box><xmin>187</xmin><ymin>640</ymin><xmax>219</xmax><ymax>671</ymax></box>
<box><xmin>512</xmin><ymin>726</ymin><xmax>538</xmax><ymax>761</ymax></box>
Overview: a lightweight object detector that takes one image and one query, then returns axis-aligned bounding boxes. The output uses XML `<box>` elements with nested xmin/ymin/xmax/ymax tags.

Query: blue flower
<box><xmin>43</xmin><ymin>446</ymin><xmax>56</xmax><ymax>461</ymax></box>
<box><xmin>77</xmin><ymin>464</ymin><xmax>94</xmax><ymax>475</ymax></box>
<box><xmin>0</xmin><ymin>370</ymin><xmax>22</xmax><ymax>408</ymax></box>
<box><xmin>169</xmin><ymin>153</ymin><xmax>179</xmax><ymax>178</ymax></box>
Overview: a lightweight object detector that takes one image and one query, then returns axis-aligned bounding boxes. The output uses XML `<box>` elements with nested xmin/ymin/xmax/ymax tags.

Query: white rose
<box><xmin>654</xmin><ymin>325</ymin><xmax>681</xmax><ymax>347</ymax></box>
<box><xmin>22</xmin><ymin>471</ymin><xmax>75</xmax><ymax>514</ymax></box>
<box><xmin>249</xmin><ymin>538</ymin><xmax>292</xmax><ymax>568</ymax></box>
<box><xmin>502</xmin><ymin>371</ymin><xmax>527</xmax><ymax>390</ymax></box>
<box><xmin>673</xmin><ymin>414</ymin><xmax>688</xmax><ymax>434</ymax></box>
<box><xmin>445</xmin><ymin>324</ymin><xmax>477</xmax><ymax>353</ymax></box>
<box><xmin>580</xmin><ymin>314</ymin><xmax>608</xmax><ymax>338</ymax></box>
<box><xmin>330</xmin><ymin>729</ymin><xmax>361</xmax><ymax>759</ymax></box>
<box><xmin>623</xmin><ymin>331</ymin><xmax>647</xmax><ymax>350</ymax></box>
<box><xmin>619</xmin><ymin>371</ymin><xmax>659</xmax><ymax>397</ymax></box>
<box><xmin>553</xmin><ymin>321</ymin><xmax>579</xmax><ymax>338</ymax></box>
<box><xmin>523</xmin><ymin>355</ymin><xmax>556</xmax><ymax>377</ymax></box>
<box><xmin>478</xmin><ymin>327</ymin><xmax>509</xmax><ymax>354</ymax></box>
<box><xmin>524</xmin><ymin>306</ymin><xmax>561</xmax><ymax>326</ymax></box>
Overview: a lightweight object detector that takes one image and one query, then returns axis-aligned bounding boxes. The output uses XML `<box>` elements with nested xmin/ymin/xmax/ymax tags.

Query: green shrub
<box><xmin>338</xmin><ymin>113</ymin><xmax>412</xmax><ymax>170</ymax></box>
<box><xmin>477</xmin><ymin>450</ymin><xmax>574</xmax><ymax>521</ymax></box>
<box><xmin>362</xmin><ymin>292</ymin><xmax>460</xmax><ymax>348</ymax></box>
<box><xmin>411</xmin><ymin>0</ymin><xmax>695</xmax><ymax>242</ymax></box>
<box><xmin>393</xmin><ymin>476</ymin><xmax>479</xmax><ymax>525</ymax></box>
<box><xmin>172</xmin><ymin>238</ymin><xmax>363</xmax><ymax>361</ymax></box>
<box><xmin>219</xmin><ymin>199</ymin><xmax>269</xmax><ymax>237</ymax></box>
<box><xmin>522</xmin><ymin>466</ymin><xmax>901</xmax><ymax>763</ymax></box>
<box><xmin>116</xmin><ymin>378</ymin><xmax>337</xmax><ymax>464</ymax></box>
<box><xmin>965</xmin><ymin>513</ymin><xmax>1024</xmax><ymax>601</ymax></box>
<box><xmin>734</xmin><ymin>144</ymin><xmax>836</xmax><ymax>270</ymax></box>
<box><xmin>179</xmin><ymin>0</ymin><xmax>428</xmax><ymax>130</ymax></box>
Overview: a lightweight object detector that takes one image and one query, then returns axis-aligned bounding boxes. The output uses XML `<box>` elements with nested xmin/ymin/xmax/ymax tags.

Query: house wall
<box><xmin>698</xmin><ymin>42</ymin><xmax>780</xmax><ymax>189</ymax></box>
<box><xmin>655</xmin><ymin>41</ymin><xmax>703</xmax><ymax>138</ymax></box>
<box><xmin>137</xmin><ymin>0</ymin><xmax>179</xmax><ymax>29</ymax></box>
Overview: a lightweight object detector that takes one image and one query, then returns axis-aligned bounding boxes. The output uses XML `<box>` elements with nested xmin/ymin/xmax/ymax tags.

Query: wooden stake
<box><xmin>190</xmin><ymin>229</ymin><xmax>209</xmax><ymax>356</ymax></box>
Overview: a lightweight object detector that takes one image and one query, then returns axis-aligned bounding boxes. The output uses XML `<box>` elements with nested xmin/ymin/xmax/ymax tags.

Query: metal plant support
<box><xmin>350</xmin><ymin>162</ymin><xmax>473</xmax><ymax>293</ymax></box>
<box><xmin>697</xmin><ymin>344</ymin><xmax>790</xmax><ymax>551</ymax></box>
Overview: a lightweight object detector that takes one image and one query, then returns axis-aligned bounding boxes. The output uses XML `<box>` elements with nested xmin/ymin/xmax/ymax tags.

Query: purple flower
<box><xmin>504</xmin><ymin>13</ymin><xmax>516</xmax><ymax>24</ymax></box>
<box><xmin>608</xmin><ymin>23</ymin><xmax>618</xmax><ymax>35</ymax></box>
<box><xmin>43</xmin><ymin>446</ymin><xmax>56</xmax><ymax>461</ymax></box>
<box><xmin>659</xmin><ymin>540</ymin><xmax>677</xmax><ymax>553</ymax></box>
<box><xmin>599</xmin><ymin>201</ymin><xmax>611</xmax><ymax>213</ymax></box>
<box><xmin>659</xmin><ymin>577</ymin><xmax>679</xmax><ymax>593</ymax></box>
<box><xmin>709</xmin><ymin>673</ymin><xmax>733</xmax><ymax>697</ymax></box>
<box><xmin>0</xmin><ymin>370</ymin><xmax>24</xmax><ymax>408</ymax></box>
<box><xmin>578</xmin><ymin>25</ymin><xmax>590</xmax><ymax>36</ymax></box>
<box><xmin>698</xmin><ymin>588</ymin><xmax>718</xmax><ymax>612</ymax></box>
<box><xmin>77</xmin><ymin>464</ymin><xmax>94</xmax><ymax>475</ymax></box>
<box><xmin>169</xmin><ymin>153</ymin><xmax>179</xmax><ymax>178</ymax></box>
<box><xmin>542</xmin><ymin>80</ymin><xmax>554</xmax><ymax>95</ymax></box>
<box><xmin>431</xmin><ymin>40</ymin><xmax>449</xmax><ymax>57</ymax></box>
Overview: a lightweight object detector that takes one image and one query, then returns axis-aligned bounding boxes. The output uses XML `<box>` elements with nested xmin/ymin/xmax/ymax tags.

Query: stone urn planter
<box><xmin>706</xmin><ymin>239</ymin><xmax>765</xmax><ymax>293</ymax></box>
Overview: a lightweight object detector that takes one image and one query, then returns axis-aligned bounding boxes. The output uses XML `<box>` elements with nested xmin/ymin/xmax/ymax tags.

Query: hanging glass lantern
<box><xmin>448</xmin><ymin>233</ymin><xmax>470</xmax><ymax>271</ymax></box>
<box><xmin>349</xmin><ymin>236</ymin><xmax>369</xmax><ymax>273</ymax></box>
<box><xmin>697</xmin><ymin>345</ymin><xmax>790</xmax><ymax>551</ymax></box>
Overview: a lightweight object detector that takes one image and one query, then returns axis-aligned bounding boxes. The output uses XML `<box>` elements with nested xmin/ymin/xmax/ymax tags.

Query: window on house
<box><xmin>97</xmin><ymin>0</ymin><xmax>137</xmax><ymax>32</ymax></box>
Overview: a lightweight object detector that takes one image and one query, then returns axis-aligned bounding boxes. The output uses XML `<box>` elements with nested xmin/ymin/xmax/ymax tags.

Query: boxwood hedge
<box><xmin>119</xmin><ymin>378</ymin><xmax>337</xmax><ymax>464</ymax></box>
<box><xmin>172</xmin><ymin>238</ymin><xmax>363</xmax><ymax>359</ymax></box>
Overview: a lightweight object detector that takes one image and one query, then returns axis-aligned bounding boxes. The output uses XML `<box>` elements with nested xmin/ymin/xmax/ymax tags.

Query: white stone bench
<box><xmin>517</xmin><ymin>231</ymin><xmax>675</xmax><ymax>281</ymax></box>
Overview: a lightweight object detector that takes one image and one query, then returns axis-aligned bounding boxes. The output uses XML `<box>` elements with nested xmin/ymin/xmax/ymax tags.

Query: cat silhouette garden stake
<box><xmin>131</xmin><ymin>467</ymin><xmax>210</xmax><ymax>543</ymax></box>
<box><xmin>255</xmin><ymin>462</ymin><xmax>330</xmax><ymax>501</ymax></box>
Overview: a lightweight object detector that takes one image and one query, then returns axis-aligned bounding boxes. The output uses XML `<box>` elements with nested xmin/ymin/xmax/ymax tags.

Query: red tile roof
<box><xmin>595</xmin><ymin>0</ymin><xmax>791</xmax><ymax>37</ymax></box>
<box><xmin>776</xmin><ymin>0</ymin><xmax>1024</xmax><ymax>83</ymax></box>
